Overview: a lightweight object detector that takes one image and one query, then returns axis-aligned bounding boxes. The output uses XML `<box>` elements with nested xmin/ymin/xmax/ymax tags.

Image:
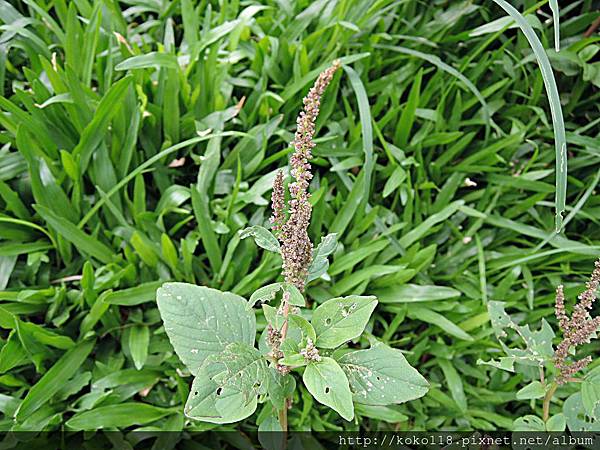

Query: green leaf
<box><xmin>438</xmin><ymin>358</ymin><xmax>467</xmax><ymax>412</ymax></box>
<box><xmin>0</xmin><ymin>331</ymin><xmax>27</xmax><ymax>373</ymax></box>
<box><xmin>375</xmin><ymin>284</ymin><xmax>461</xmax><ymax>303</ymax></box>
<box><xmin>72</xmin><ymin>75</ymin><xmax>133</xmax><ymax>171</ymax></box>
<box><xmin>267</xmin><ymin>368</ymin><xmax>296</xmax><ymax>410</ymax></box>
<box><xmin>16</xmin><ymin>339</ymin><xmax>95</xmax><ymax>420</ymax></box>
<box><xmin>339</xmin><ymin>341</ymin><xmax>429</xmax><ymax>406</ymax></box>
<box><xmin>184</xmin><ymin>343</ymin><xmax>266</xmax><ymax>423</ymax></box>
<box><xmin>66</xmin><ymin>402</ymin><xmax>174</xmax><ymax>430</ymax></box>
<box><xmin>382</xmin><ymin>167</ymin><xmax>406</xmax><ymax>198</ymax></box>
<box><xmin>248</xmin><ymin>283</ymin><xmax>283</xmax><ymax>309</ymax></box>
<box><xmin>115</xmin><ymin>52</ymin><xmax>179</xmax><ymax>70</ymax></box>
<box><xmin>564</xmin><ymin>392</ymin><xmax>598</xmax><ymax>431</ymax></box>
<box><xmin>491</xmin><ymin>0</ymin><xmax>567</xmax><ymax>230</ymax></box>
<box><xmin>33</xmin><ymin>204</ymin><xmax>113</xmax><ymax>264</ymax></box>
<box><xmin>303</xmin><ymin>357</ymin><xmax>354</xmax><ymax>421</ymax></box>
<box><xmin>311</xmin><ymin>295</ymin><xmax>377</xmax><ymax>348</ymax></box>
<box><xmin>407</xmin><ymin>306</ymin><xmax>474</xmax><ymax>341</ymax></box>
<box><xmin>247</xmin><ymin>282</ymin><xmax>304</xmax><ymax>310</ymax></box>
<box><xmin>191</xmin><ymin>185</ymin><xmax>222</xmax><ymax>273</ymax></box>
<box><xmin>105</xmin><ymin>281</ymin><xmax>163</xmax><ymax>306</ymax></box>
<box><xmin>286</xmin><ymin>314</ymin><xmax>317</xmax><ymax>344</ymax></box>
<box><xmin>582</xmin><ymin>366</ymin><xmax>600</xmax><ymax>420</ymax></box>
<box><xmin>286</xmin><ymin>284</ymin><xmax>305</xmax><ymax>307</ymax></box>
<box><xmin>513</xmin><ymin>415</ymin><xmax>545</xmax><ymax>431</ymax></box>
<box><xmin>129</xmin><ymin>325</ymin><xmax>149</xmax><ymax>370</ymax></box>
<box><xmin>486</xmin><ymin>301</ymin><xmax>555</xmax><ymax>367</ymax></box>
<box><xmin>239</xmin><ymin>226</ymin><xmax>280</xmax><ymax>253</ymax></box>
<box><xmin>516</xmin><ymin>381</ymin><xmax>545</xmax><ymax>400</ymax></box>
<box><xmin>355</xmin><ymin>404</ymin><xmax>408</xmax><ymax>423</ymax></box>
<box><xmin>545</xmin><ymin>413</ymin><xmax>566</xmax><ymax>431</ymax></box>
<box><xmin>156</xmin><ymin>283</ymin><xmax>255</xmax><ymax>375</ymax></box>
<box><xmin>307</xmin><ymin>233</ymin><xmax>337</xmax><ymax>281</ymax></box>
<box><xmin>395</xmin><ymin>68</ymin><xmax>422</xmax><ymax>148</ymax></box>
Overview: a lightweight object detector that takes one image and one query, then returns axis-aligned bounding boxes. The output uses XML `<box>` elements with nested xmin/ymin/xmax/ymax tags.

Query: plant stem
<box><xmin>278</xmin><ymin>405</ymin><xmax>288</xmax><ymax>432</ymax></box>
<box><xmin>542</xmin><ymin>382</ymin><xmax>558</xmax><ymax>422</ymax></box>
<box><xmin>278</xmin><ymin>300</ymin><xmax>291</xmax><ymax>432</ymax></box>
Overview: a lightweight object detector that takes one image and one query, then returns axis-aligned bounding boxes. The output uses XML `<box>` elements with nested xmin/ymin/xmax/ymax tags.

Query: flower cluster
<box><xmin>300</xmin><ymin>338</ymin><xmax>321</xmax><ymax>362</ymax></box>
<box><xmin>270</xmin><ymin>60</ymin><xmax>340</xmax><ymax>291</ymax></box>
<box><xmin>554</xmin><ymin>259</ymin><xmax>600</xmax><ymax>384</ymax></box>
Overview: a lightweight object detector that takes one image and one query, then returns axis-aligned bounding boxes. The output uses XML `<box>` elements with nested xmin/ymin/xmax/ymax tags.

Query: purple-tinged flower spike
<box><xmin>278</xmin><ymin>60</ymin><xmax>340</xmax><ymax>292</ymax></box>
<box><xmin>270</xmin><ymin>170</ymin><xmax>286</xmax><ymax>234</ymax></box>
<box><xmin>554</xmin><ymin>259</ymin><xmax>600</xmax><ymax>384</ymax></box>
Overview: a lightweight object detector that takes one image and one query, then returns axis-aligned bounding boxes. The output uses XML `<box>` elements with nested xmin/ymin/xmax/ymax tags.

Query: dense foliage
<box><xmin>0</xmin><ymin>0</ymin><xmax>599</xmax><ymax>441</ymax></box>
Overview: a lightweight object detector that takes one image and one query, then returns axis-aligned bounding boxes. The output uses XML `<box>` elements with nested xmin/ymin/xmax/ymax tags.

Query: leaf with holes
<box><xmin>184</xmin><ymin>342</ymin><xmax>266</xmax><ymax>423</ymax></box>
<box><xmin>564</xmin><ymin>392</ymin><xmax>598</xmax><ymax>431</ymax></box>
<box><xmin>302</xmin><ymin>357</ymin><xmax>354</xmax><ymax>421</ymax></box>
<box><xmin>582</xmin><ymin>366</ymin><xmax>600</xmax><ymax>420</ymax></box>
<box><xmin>311</xmin><ymin>295</ymin><xmax>377</xmax><ymax>348</ymax></box>
<box><xmin>185</xmin><ymin>367</ymin><xmax>258</xmax><ymax>423</ymax></box>
<box><xmin>338</xmin><ymin>341</ymin><xmax>429</xmax><ymax>406</ymax></box>
<box><xmin>157</xmin><ymin>283</ymin><xmax>256</xmax><ymax>375</ymax></box>
<box><xmin>307</xmin><ymin>233</ymin><xmax>337</xmax><ymax>281</ymax></box>
<box><xmin>239</xmin><ymin>226</ymin><xmax>280</xmax><ymax>252</ymax></box>
<box><xmin>482</xmin><ymin>301</ymin><xmax>555</xmax><ymax>369</ymax></box>
<box><xmin>247</xmin><ymin>282</ymin><xmax>304</xmax><ymax>309</ymax></box>
<box><xmin>513</xmin><ymin>415</ymin><xmax>545</xmax><ymax>431</ymax></box>
<box><xmin>248</xmin><ymin>283</ymin><xmax>283</xmax><ymax>309</ymax></box>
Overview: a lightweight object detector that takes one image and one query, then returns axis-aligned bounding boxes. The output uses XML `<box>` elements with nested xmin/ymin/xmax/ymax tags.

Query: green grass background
<box><xmin>0</xmin><ymin>0</ymin><xmax>599</xmax><ymax>438</ymax></box>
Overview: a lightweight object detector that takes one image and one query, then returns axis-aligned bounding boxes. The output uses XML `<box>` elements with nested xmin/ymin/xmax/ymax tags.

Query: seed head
<box><xmin>270</xmin><ymin>170</ymin><xmax>286</xmax><ymax>233</ymax></box>
<box><xmin>273</xmin><ymin>60</ymin><xmax>340</xmax><ymax>291</ymax></box>
<box><xmin>553</xmin><ymin>259</ymin><xmax>600</xmax><ymax>384</ymax></box>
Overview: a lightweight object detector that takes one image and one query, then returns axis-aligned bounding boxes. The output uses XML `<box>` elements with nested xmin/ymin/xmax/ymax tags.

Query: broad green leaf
<box><xmin>339</xmin><ymin>342</ymin><xmax>429</xmax><ymax>406</ymax></box>
<box><xmin>156</xmin><ymin>283</ymin><xmax>255</xmax><ymax>375</ymax></box>
<box><xmin>186</xmin><ymin>372</ymin><xmax>257</xmax><ymax>424</ymax></box>
<box><xmin>129</xmin><ymin>325</ymin><xmax>149</xmax><ymax>370</ymax></box>
<box><xmin>307</xmin><ymin>233</ymin><xmax>337</xmax><ymax>281</ymax></box>
<box><xmin>267</xmin><ymin>368</ymin><xmax>296</xmax><ymax>410</ymax></box>
<box><xmin>287</xmin><ymin>314</ymin><xmax>316</xmax><ymax>343</ymax></box>
<box><xmin>516</xmin><ymin>381</ymin><xmax>545</xmax><ymax>400</ymax></box>
<box><xmin>16</xmin><ymin>339</ymin><xmax>95</xmax><ymax>420</ymax></box>
<box><xmin>513</xmin><ymin>415</ymin><xmax>545</xmax><ymax>431</ymax></box>
<box><xmin>239</xmin><ymin>226</ymin><xmax>280</xmax><ymax>253</ymax></box>
<box><xmin>582</xmin><ymin>366</ymin><xmax>600</xmax><ymax>420</ymax></box>
<box><xmin>311</xmin><ymin>296</ymin><xmax>377</xmax><ymax>348</ymax></box>
<box><xmin>248</xmin><ymin>283</ymin><xmax>283</xmax><ymax>309</ymax></box>
<box><xmin>564</xmin><ymin>392</ymin><xmax>598</xmax><ymax>431</ymax></box>
<box><xmin>487</xmin><ymin>301</ymin><xmax>555</xmax><ymax>367</ymax></box>
<box><xmin>184</xmin><ymin>343</ymin><xmax>266</xmax><ymax>423</ymax></box>
<box><xmin>248</xmin><ymin>283</ymin><xmax>304</xmax><ymax>309</ymax></box>
<box><xmin>66</xmin><ymin>402</ymin><xmax>174</xmax><ymax>430</ymax></box>
<box><xmin>258</xmin><ymin>412</ymin><xmax>284</xmax><ymax>450</ymax></box>
<box><xmin>207</xmin><ymin>343</ymin><xmax>267</xmax><ymax>398</ymax></box>
<box><xmin>286</xmin><ymin>284</ymin><xmax>305</xmax><ymax>307</ymax></box>
<box><xmin>546</xmin><ymin>413</ymin><xmax>566</xmax><ymax>432</ymax></box>
<box><xmin>303</xmin><ymin>357</ymin><xmax>354</xmax><ymax>421</ymax></box>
